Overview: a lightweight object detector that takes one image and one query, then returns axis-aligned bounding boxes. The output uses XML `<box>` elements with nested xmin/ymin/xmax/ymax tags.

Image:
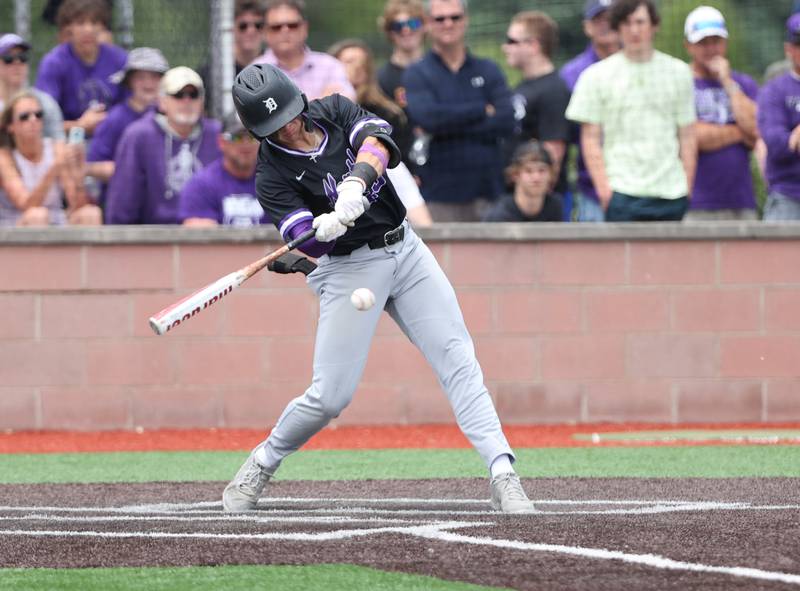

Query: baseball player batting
<box><xmin>223</xmin><ymin>63</ymin><xmax>534</xmax><ymax>514</ymax></box>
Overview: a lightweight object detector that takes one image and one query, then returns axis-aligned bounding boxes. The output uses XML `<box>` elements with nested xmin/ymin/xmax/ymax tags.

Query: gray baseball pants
<box><xmin>258</xmin><ymin>221</ymin><xmax>515</xmax><ymax>473</ymax></box>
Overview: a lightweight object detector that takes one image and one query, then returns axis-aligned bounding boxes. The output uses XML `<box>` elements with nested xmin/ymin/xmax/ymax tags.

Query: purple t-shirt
<box><xmin>757</xmin><ymin>72</ymin><xmax>800</xmax><ymax>200</ymax></box>
<box><xmin>178</xmin><ymin>159</ymin><xmax>268</xmax><ymax>226</ymax></box>
<box><xmin>105</xmin><ymin>113</ymin><xmax>222</xmax><ymax>224</ymax></box>
<box><xmin>88</xmin><ymin>102</ymin><xmax>151</xmax><ymax>162</ymax></box>
<box><xmin>691</xmin><ymin>72</ymin><xmax>759</xmax><ymax>210</ymax></box>
<box><xmin>35</xmin><ymin>42</ymin><xmax>127</xmax><ymax>121</ymax></box>
<box><xmin>560</xmin><ymin>45</ymin><xmax>601</xmax><ymax>201</ymax></box>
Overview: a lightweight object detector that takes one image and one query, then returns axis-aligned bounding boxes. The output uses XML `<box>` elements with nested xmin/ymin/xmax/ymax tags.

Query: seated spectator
<box><xmin>252</xmin><ymin>0</ymin><xmax>355</xmax><ymax>101</ymax></box>
<box><xmin>757</xmin><ymin>14</ymin><xmax>800</xmax><ymax>221</ymax></box>
<box><xmin>86</xmin><ymin>47</ymin><xmax>169</xmax><ymax>198</ymax></box>
<box><xmin>502</xmin><ymin>10</ymin><xmax>571</xmax><ymax>202</ymax></box>
<box><xmin>483</xmin><ymin>141</ymin><xmax>562</xmax><ymax>222</ymax></box>
<box><xmin>0</xmin><ymin>91</ymin><xmax>100</xmax><ymax>226</ymax></box>
<box><xmin>566</xmin><ymin>0</ymin><xmax>696</xmax><ymax>222</ymax></box>
<box><xmin>199</xmin><ymin>0</ymin><xmax>266</xmax><ymax>116</ymax></box>
<box><xmin>377</xmin><ymin>0</ymin><xmax>426</xmax><ymax>108</ymax></box>
<box><xmin>105</xmin><ymin>67</ymin><xmax>221</xmax><ymax>224</ymax></box>
<box><xmin>329</xmin><ymin>38</ymin><xmax>432</xmax><ymax>227</ymax></box>
<box><xmin>179</xmin><ymin>112</ymin><xmax>267</xmax><ymax>227</ymax></box>
<box><xmin>559</xmin><ymin>0</ymin><xmax>620</xmax><ymax>222</ymax></box>
<box><xmin>404</xmin><ymin>0</ymin><xmax>515</xmax><ymax>222</ymax></box>
<box><xmin>0</xmin><ymin>34</ymin><xmax>65</xmax><ymax>142</ymax></box>
<box><xmin>35</xmin><ymin>0</ymin><xmax>127</xmax><ymax>136</ymax></box>
<box><xmin>683</xmin><ymin>6</ymin><xmax>759</xmax><ymax>221</ymax></box>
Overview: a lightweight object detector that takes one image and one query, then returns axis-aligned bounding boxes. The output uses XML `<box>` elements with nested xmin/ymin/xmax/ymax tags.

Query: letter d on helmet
<box><xmin>232</xmin><ymin>64</ymin><xmax>308</xmax><ymax>140</ymax></box>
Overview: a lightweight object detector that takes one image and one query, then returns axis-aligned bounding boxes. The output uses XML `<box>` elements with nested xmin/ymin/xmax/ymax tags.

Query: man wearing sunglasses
<box><xmin>105</xmin><ymin>67</ymin><xmax>221</xmax><ymax>224</ymax></box>
<box><xmin>404</xmin><ymin>0</ymin><xmax>515</xmax><ymax>221</ymax></box>
<box><xmin>502</xmin><ymin>11</ymin><xmax>571</xmax><ymax>215</ymax></box>
<box><xmin>199</xmin><ymin>0</ymin><xmax>267</xmax><ymax>116</ymax></box>
<box><xmin>0</xmin><ymin>34</ymin><xmax>65</xmax><ymax>141</ymax></box>
<box><xmin>179</xmin><ymin>111</ymin><xmax>268</xmax><ymax>227</ymax></box>
<box><xmin>252</xmin><ymin>0</ymin><xmax>355</xmax><ymax>101</ymax></box>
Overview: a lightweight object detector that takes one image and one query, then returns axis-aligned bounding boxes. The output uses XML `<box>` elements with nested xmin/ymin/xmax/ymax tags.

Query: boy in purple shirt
<box><xmin>179</xmin><ymin>112</ymin><xmax>268</xmax><ymax>227</ymax></box>
<box><xmin>683</xmin><ymin>6</ymin><xmax>759</xmax><ymax>221</ymax></box>
<box><xmin>105</xmin><ymin>67</ymin><xmax>221</xmax><ymax>224</ymax></box>
<box><xmin>559</xmin><ymin>0</ymin><xmax>619</xmax><ymax>221</ymax></box>
<box><xmin>86</xmin><ymin>47</ymin><xmax>169</xmax><ymax>202</ymax></box>
<box><xmin>34</xmin><ymin>0</ymin><xmax>127</xmax><ymax>135</ymax></box>
<box><xmin>758</xmin><ymin>13</ymin><xmax>800</xmax><ymax>221</ymax></box>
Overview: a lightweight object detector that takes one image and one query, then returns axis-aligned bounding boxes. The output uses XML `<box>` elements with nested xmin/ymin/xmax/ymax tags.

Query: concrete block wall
<box><xmin>1</xmin><ymin>223</ymin><xmax>799</xmax><ymax>431</ymax></box>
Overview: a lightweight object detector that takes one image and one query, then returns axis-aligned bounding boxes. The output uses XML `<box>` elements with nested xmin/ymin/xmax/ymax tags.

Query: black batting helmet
<box><xmin>232</xmin><ymin>63</ymin><xmax>308</xmax><ymax>140</ymax></box>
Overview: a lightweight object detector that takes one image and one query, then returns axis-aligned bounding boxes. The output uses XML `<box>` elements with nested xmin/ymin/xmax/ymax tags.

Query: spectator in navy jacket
<box><xmin>403</xmin><ymin>0</ymin><xmax>515</xmax><ymax>222</ymax></box>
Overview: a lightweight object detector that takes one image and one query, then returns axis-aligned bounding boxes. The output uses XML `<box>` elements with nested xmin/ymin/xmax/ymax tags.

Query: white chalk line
<box><xmin>413</xmin><ymin>528</ymin><xmax>800</xmax><ymax>587</ymax></box>
<box><xmin>2</xmin><ymin>521</ymin><xmax>799</xmax><ymax>587</ymax></box>
<box><xmin>0</xmin><ymin>521</ymin><xmax>482</xmax><ymax>543</ymax></box>
<box><xmin>0</xmin><ymin>514</ymin><xmax>427</xmax><ymax>526</ymax></box>
<box><xmin>2</xmin><ymin>499</ymin><xmax>798</xmax><ymax>518</ymax></box>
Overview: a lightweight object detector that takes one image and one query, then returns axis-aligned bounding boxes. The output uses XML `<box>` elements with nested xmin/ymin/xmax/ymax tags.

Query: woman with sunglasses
<box><xmin>0</xmin><ymin>34</ymin><xmax>65</xmax><ymax>142</ymax></box>
<box><xmin>0</xmin><ymin>91</ymin><xmax>101</xmax><ymax>226</ymax></box>
<box><xmin>376</xmin><ymin>0</ymin><xmax>426</xmax><ymax>109</ymax></box>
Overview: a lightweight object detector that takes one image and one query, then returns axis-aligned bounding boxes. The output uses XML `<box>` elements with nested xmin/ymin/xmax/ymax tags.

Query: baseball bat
<box><xmin>148</xmin><ymin>228</ymin><xmax>316</xmax><ymax>335</ymax></box>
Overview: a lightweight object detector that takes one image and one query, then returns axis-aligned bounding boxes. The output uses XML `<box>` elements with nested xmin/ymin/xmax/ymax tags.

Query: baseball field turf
<box><xmin>0</xmin><ymin>424</ymin><xmax>798</xmax><ymax>590</ymax></box>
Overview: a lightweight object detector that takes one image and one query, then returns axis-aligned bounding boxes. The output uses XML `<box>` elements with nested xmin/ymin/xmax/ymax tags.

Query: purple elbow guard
<box><xmin>288</xmin><ymin>220</ymin><xmax>334</xmax><ymax>258</ymax></box>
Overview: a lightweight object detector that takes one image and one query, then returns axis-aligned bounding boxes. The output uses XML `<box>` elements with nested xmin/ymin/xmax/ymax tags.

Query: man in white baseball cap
<box><xmin>683</xmin><ymin>5</ymin><xmax>759</xmax><ymax>221</ymax></box>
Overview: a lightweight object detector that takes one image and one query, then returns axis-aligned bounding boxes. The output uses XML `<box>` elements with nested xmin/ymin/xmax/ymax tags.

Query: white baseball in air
<box><xmin>350</xmin><ymin>287</ymin><xmax>376</xmax><ymax>311</ymax></box>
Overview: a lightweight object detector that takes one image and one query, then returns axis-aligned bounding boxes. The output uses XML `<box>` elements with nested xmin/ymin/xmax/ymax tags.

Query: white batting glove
<box><xmin>334</xmin><ymin>177</ymin><xmax>369</xmax><ymax>226</ymax></box>
<box><xmin>312</xmin><ymin>212</ymin><xmax>348</xmax><ymax>243</ymax></box>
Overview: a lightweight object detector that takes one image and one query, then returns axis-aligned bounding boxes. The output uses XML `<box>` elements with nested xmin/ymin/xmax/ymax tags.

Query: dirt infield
<box><xmin>1</xmin><ymin>478</ymin><xmax>799</xmax><ymax>590</ymax></box>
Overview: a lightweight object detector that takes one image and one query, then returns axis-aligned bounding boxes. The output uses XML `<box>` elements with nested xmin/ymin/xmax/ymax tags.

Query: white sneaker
<box><xmin>222</xmin><ymin>448</ymin><xmax>272</xmax><ymax>512</ymax></box>
<box><xmin>490</xmin><ymin>472</ymin><xmax>535</xmax><ymax>514</ymax></box>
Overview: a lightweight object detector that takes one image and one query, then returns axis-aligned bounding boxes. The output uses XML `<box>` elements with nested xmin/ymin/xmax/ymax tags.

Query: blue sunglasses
<box><xmin>389</xmin><ymin>18</ymin><xmax>423</xmax><ymax>33</ymax></box>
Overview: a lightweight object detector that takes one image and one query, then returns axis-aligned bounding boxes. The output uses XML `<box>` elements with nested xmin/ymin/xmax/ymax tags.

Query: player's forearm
<box><xmin>354</xmin><ymin>137</ymin><xmax>389</xmax><ymax>178</ymax></box>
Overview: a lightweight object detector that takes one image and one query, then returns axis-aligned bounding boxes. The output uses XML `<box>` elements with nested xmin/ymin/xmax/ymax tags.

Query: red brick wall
<box><xmin>2</xmin><ymin>237</ymin><xmax>799</xmax><ymax>431</ymax></box>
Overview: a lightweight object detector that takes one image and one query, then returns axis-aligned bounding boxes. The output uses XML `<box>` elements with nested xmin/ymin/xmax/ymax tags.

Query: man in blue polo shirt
<box><xmin>403</xmin><ymin>0</ymin><xmax>515</xmax><ymax>222</ymax></box>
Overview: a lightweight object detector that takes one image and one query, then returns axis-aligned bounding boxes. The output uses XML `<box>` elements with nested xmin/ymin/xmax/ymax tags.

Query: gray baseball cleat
<box><xmin>490</xmin><ymin>472</ymin><xmax>536</xmax><ymax>514</ymax></box>
<box><xmin>222</xmin><ymin>448</ymin><xmax>272</xmax><ymax>512</ymax></box>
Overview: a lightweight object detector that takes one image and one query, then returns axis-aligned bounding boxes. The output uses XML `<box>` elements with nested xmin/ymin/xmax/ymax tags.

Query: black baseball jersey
<box><xmin>256</xmin><ymin>94</ymin><xmax>406</xmax><ymax>256</ymax></box>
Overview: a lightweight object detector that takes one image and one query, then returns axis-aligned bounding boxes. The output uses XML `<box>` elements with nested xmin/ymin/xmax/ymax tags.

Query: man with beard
<box><xmin>105</xmin><ymin>67</ymin><xmax>221</xmax><ymax>224</ymax></box>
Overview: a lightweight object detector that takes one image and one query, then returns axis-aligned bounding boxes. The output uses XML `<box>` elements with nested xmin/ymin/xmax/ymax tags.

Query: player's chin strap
<box><xmin>268</xmin><ymin>252</ymin><xmax>317</xmax><ymax>276</ymax></box>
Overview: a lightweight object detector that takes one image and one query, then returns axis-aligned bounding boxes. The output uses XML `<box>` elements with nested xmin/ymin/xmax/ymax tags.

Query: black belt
<box><xmin>367</xmin><ymin>224</ymin><xmax>405</xmax><ymax>250</ymax></box>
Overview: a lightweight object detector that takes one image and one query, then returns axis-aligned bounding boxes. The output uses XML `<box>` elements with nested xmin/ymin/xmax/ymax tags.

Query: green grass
<box><xmin>0</xmin><ymin>446</ymin><xmax>798</xmax><ymax>484</ymax></box>
<box><xmin>0</xmin><ymin>564</ymin><xmax>511</xmax><ymax>591</ymax></box>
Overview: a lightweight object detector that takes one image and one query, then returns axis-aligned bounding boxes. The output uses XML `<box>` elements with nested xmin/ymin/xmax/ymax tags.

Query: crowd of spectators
<box><xmin>2</xmin><ymin>0</ymin><xmax>800</xmax><ymax>228</ymax></box>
